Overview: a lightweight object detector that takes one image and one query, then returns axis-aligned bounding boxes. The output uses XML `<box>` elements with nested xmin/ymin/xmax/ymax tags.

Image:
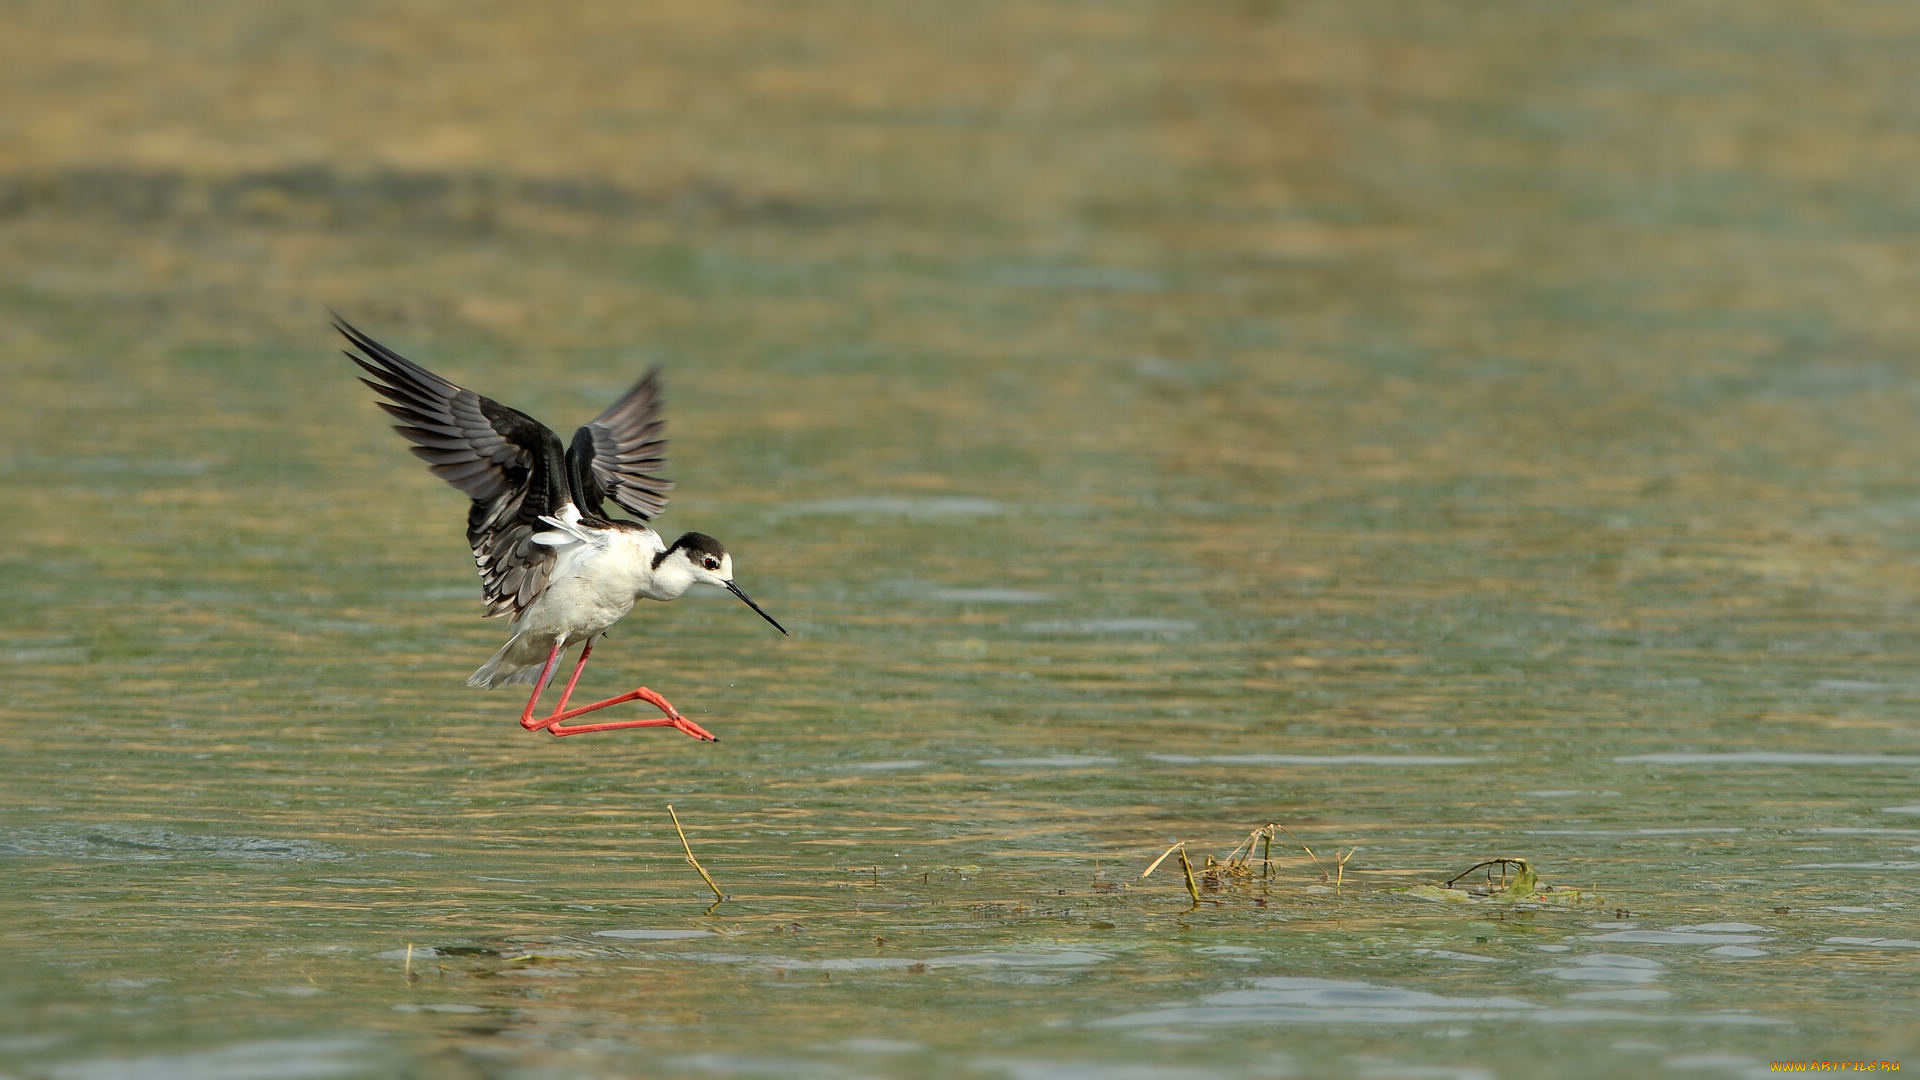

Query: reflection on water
<box><xmin>41</xmin><ymin>1039</ymin><xmax>385</xmax><ymax>1080</ymax></box>
<box><xmin>1148</xmin><ymin>753</ymin><xmax>1483</xmax><ymax>766</ymax></box>
<box><xmin>1616</xmin><ymin>752</ymin><xmax>1920</xmax><ymax>765</ymax></box>
<box><xmin>5</xmin><ymin>0</ymin><xmax>1920</xmax><ymax>1076</ymax></box>
<box><xmin>1089</xmin><ymin>973</ymin><xmax>1786</xmax><ymax>1031</ymax></box>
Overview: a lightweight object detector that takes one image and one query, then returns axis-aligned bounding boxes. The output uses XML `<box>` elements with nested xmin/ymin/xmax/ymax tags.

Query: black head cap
<box><xmin>655</xmin><ymin>531</ymin><xmax>728</xmax><ymax>571</ymax></box>
<box><xmin>668</xmin><ymin>532</ymin><xmax>728</xmax><ymax>559</ymax></box>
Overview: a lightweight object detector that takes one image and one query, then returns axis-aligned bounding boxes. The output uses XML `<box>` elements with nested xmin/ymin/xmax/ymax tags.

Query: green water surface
<box><xmin>3</xmin><ymin>3</ymin><xmax>1918</xmax><ymax>1077</ymax></box>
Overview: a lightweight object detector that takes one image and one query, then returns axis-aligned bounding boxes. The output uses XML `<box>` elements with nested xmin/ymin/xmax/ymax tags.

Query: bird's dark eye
<box><xmin>703</xmin><ymin>557</ymin><xmax>720</xmax><ymax>571</ymax></box>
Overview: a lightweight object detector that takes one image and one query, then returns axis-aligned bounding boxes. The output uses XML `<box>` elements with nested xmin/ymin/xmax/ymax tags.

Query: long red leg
<box><xmin>516</xmin><ymin>639</ymin><xmax>716</xmax><ymax>741</ymax></box>
<box><xmin>517</xmin><ymin>642</ymin><xmax>566</xmax><ymax>730</ymax></box>
<box><xmin>550</xmin><ymin>639</ymin><xmax>596</xmax><ymax>715</ymax></box>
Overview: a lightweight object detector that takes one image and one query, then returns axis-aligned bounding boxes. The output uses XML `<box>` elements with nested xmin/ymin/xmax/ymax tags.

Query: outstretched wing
<box><xmin>568</xmin><ymin>369</ymin><xmax>673</xmax><ymax>521</ymax></box>
<box><xmin>337</xmin><ymin>315</ymin><xmax>569</xmax><ymax>620</ymax></box>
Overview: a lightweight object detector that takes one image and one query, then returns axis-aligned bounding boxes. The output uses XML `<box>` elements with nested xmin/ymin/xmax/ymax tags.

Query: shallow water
<box><xmin>4</xmin><ymin>2</ymin><xmax>1919</xmax><ymax>1077</ymax></box>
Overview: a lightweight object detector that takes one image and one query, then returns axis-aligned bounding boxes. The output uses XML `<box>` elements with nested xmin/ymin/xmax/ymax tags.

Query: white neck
<box><xmin>642</xmin><ymin>550</ymin><xmax>699</xmax><ymax>601</ymax></box>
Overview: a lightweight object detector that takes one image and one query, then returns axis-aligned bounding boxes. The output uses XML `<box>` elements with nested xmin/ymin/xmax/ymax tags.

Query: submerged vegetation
<box><xmin>1398</xmin><ymin>858</ymin><xmax>1604</xmax><ymax>907</ymax></box>
<box><xmin>1138</xmin><ymin>830</ymin><xmax>1604</xmax><ymax>912</ymax></box>
<box><xmin>1141</xmin><ymin>823</ymin><xmax>1359</xmax><ymax>907</ymax></box>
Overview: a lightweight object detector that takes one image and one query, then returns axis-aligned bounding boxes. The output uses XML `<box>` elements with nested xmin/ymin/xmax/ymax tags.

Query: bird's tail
<box><xmin>467</xmin><ymin>633</ymin><xmax>543</xmax><ymax>688</ymax></box>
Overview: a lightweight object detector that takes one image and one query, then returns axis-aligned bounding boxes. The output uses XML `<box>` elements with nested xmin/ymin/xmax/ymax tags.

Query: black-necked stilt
<box><xmin>338</xmin><ymin>316</ymin><xmax>787</xmax><ymax>742</ymax></box>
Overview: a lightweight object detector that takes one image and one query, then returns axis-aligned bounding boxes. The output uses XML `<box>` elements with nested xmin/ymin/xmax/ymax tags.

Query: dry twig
<box><xmin>667</xmin><ymin>803</ymin><xmax>726</xmax><ymax>903</ymax></box>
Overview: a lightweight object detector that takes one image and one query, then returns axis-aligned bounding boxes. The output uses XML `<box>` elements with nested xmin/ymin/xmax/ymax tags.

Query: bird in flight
<box><xmin>338</xmin><ymin>316</ymin><xmax>787</xmax><ymax>742</ymax></box>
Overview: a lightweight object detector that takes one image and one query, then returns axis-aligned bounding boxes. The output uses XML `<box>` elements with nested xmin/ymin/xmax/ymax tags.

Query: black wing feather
<box><xmin>338</xmin><ymin>315</ymin><xmax>571</xmax><ymax>621</ymax></box>
<box><xmin>568</xmin><ymin>369</ymin><xmax>673</xmax><ymax>521</ymax></box>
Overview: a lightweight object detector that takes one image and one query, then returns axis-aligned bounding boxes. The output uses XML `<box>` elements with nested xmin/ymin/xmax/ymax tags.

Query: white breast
<box><xmin>514</xmin><ymin>522</ymin><xmax>664</xmax><ymax>644</ymax></box>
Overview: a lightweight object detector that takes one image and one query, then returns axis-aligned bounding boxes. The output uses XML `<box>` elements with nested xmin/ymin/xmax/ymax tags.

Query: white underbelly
<box><xmin>470</xmin><ymin>530</ymin><xmax>664</xmax><ymax>686</ymax></box>
<box><xmin>515</xmin><ymin>569</ymin><xmax>640</xmax><ymax>645</ymax></box>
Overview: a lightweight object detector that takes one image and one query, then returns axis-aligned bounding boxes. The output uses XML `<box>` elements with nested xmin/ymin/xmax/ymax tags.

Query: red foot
<box><xmin>543</xmin><ymin>687</ymin><xmax>717</xmax><ymax>741</ymax></box>
<box><xmin>513</xmin><ymin>641</ymin><xmax>719</xmax><ymax>741</ymax></box>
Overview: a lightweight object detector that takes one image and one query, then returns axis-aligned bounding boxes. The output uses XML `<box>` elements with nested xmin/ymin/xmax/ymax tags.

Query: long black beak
<box><xmin>727</xmin><ymin>580</ymin><xmax>789</xmax><ymax>635</ymax></box>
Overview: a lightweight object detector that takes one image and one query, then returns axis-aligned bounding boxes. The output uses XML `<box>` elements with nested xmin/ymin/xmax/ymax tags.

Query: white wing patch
<box><xmin>532</xmin><ymin>504</ymin><xmax>593</xmax><ymax>546</ymax></box>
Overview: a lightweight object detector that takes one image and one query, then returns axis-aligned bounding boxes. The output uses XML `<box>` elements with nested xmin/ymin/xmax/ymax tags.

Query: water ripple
<box><xmin>1147</xmin><ymin>754</ymin><xmax>1483</xmax><ymax>767</ymax></box>
<box><xmin>1615</xmin><ymin>752</ymin><xmax>1920</xmax><ymax>766</ymax></box>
